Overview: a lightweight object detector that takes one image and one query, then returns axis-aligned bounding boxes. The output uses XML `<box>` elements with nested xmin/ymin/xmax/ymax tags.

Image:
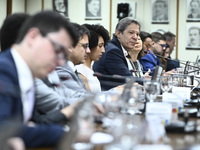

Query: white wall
<box><xmin>12</xmin><ymin>0</ymin><xmax>25</xmax><ymax>13</ymax></box>
<box><xmin>0</xmin><ymin>0</ymin><xmax>7</xmax><ymax>27</ymax></box>
<box><xmin>43</xmin><ymin>0</ymin><xmax>110</xmax><ymax>34</ymax></box>
<box><xmin>26</xmin><ymin>0</ymin><xmax>42</xmax><ymax>14</ymax></box>
<box><xmin>0</xmin><ymin>0</ymin><xmax>199</xmax><ymax>63</ymax></box>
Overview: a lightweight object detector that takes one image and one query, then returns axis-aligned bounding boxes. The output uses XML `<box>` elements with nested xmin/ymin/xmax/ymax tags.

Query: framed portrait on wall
<box><xmin>186</xmin><ymin>24</ymin><xmax>200</xmax><ymax>50</ymax></box>
<box><xmin>151</xmin><ymin>0</ymin><xmax>169</xmax><ymax>24</ymax></box>
<box><xmin>85</xmin><ymin>0</ymin><xmax>102</xmax><ymax>20</ymax></box>
<box><xmin>186</xmin><ymin>0</ymin><xmax>200</xmax><ymax>22</ymax></box>
<box><xmin>52</xmin><ymin>0</ymin><xmax>69</xmax><ymax>18</ymax></box>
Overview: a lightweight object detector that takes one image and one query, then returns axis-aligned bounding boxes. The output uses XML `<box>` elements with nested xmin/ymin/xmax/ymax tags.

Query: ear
<box><xmin>115</xmin><ymin>30</ymin><xmax>121</xmax><ymax>38</ymax></box>
<box><xmin>26</xmin><ymin>28</ymin><xmax>41</xmax><ymax>46</ymax></box>
<box><xmin>151</xmin><ymin>41</ymin><xmax>155</xmax><ymax>47</ymax></box>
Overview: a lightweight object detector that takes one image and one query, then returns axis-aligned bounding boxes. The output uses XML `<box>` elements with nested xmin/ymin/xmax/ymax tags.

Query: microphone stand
<box><xmin>144</xmin><ymin>50</ymin><xmax>200</xmax><ymax>74</ymax></box>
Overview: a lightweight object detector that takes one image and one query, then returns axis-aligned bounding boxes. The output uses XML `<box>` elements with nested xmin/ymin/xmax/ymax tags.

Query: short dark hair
<box><xmin>139</xmin><ymin>31</ymin><xmax>152</xmax><ymax>42</ymax></box>
<box><xmin>71</xmin><ymin>23</ymin><xmax>90</xmax><ymax>47</ymax></box>
<box><xmin>0</xmin><ymin>13</ymin><xmax>30</xmax><ymax>51</ymax></box>
<box><xmin>15</xmin><ymin>10</ymin><xmax>79</xmax><ymax>47</ymax></box>
<box><xmin>115</xmin><ymin>17</ymin><xmax>141</xmax><ymax>34</ymax></box>
<box><xmin>151</xmin><ymin>32</ymin><xmax>166</xmax><ymax>43</ymax></box>
<box><xmin>163</xmin><ymin>31</ymin><xmax>175</xmax><ymax>42</ymax></box>
<box><xmin>83</xmin><ymin>24</ymin><xmax>110</xmax><ymax>50</ymax></box>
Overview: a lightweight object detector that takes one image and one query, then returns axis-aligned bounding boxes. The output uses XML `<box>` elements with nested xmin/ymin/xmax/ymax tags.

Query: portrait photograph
<box><xmin>151</xmin><ymin>0</ymin><xmax>169</xmax><ymax>24</ymax></box>
<box><xmin>52</xmin><ymin>0</ymin><xmax>69</xmax><ymax>18</ymax></box>
<box><xmin>186</xmin><ymin>0</ymin><xmax>200</xmax><ymax>22</ymax></box>
<box><xmin>85</xmin><ymin>0</ymin><xmax>102</xmax><ymax>20</ymax></box>
<box><xmin>186</xmin><ymin>24</ymin><xmax>200</xmax><ymax>50</ymax></box>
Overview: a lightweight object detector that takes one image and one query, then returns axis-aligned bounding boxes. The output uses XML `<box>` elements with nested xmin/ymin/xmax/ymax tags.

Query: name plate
<box><xmin>162</xmin><ymin>92</ymin><xmax>183</xmax><ymax>108</ymax></box>
<box><xmin>172</xmin><ymin>87</ymin><xmax>190</xmax><ymax>100</ymax></box>
<box><xmin>134</xmin><ymin>144</ymin><xmax>172</xmax><ymax>150</ymax></box>
<box><xmin>146</xmin><ymin>102</ymin><xmax>172</xmax><ymax>122</ymax></box>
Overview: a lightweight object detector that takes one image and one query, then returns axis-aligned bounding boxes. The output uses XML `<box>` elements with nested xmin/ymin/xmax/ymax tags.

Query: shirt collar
<box><xmin>67</xmin><ymin>60</ymin><xmax>76</xmax><ymax>72</ymax></box>
<box><xmin>11</xmin><ymin>48</ymin><xmax>34</xmax><ymax>93</ymax></box>
<box><xmin>121</xmin><ymin>44</ymin><xmax>129</xmax><ymax>57</ymax></box>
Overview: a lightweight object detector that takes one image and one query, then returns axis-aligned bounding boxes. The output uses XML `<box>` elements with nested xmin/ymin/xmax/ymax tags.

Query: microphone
<box><xmin>93</xmin><ymin>72</ymin><xmax>144</xmax><ymax>83</ymax></box>
<box><xmin>143</xmin><ymin>50</ymin><xmax>200</xmax><ymax>74</ymax></box>
<box><xmin>93</xmin><ymin>72</ymin><xmax>127</xmax><ymax>80</ymax></box>
<box><xmin>93</xmin><ymin>72</ymin><xmax>144</xmax><ymax>90</ymax></box>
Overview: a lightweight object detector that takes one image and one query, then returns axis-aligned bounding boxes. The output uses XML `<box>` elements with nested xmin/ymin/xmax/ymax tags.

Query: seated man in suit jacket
<box><xmin>0</xmin><ymin>12</ymin><xmax>83</xmax><ymax>125</ymax></box>
<box><xmin>0</xmin><ymin>10</ymin><xmax>79</xmax><ymax>148</ymax></box>
<box><xmin>93</xmin><ymin>17</ymin><xmax>141</xmax><ymax>90</ymax></box>
<box><xmin>56</xmin><ymin>23</ymin><xmax>91</xmax><ymax>92</ymax></box>
<box><xmin>140</xmin><ymin>32</ymin><xmax>166</xmax><ymax>75</ymax></box>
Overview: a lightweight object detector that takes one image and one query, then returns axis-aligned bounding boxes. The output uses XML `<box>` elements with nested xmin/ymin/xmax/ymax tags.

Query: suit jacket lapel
<box><xmin>63</xmin><ymin>62</ymin><xmax>86</xmax><ymax>89</ymax></box>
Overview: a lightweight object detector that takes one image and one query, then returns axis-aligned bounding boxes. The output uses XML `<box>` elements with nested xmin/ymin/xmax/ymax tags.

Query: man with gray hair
<box><xmin>93</xmin><ymin>17</ymin><xmax>140</xmax><ymax>90</ymax></box>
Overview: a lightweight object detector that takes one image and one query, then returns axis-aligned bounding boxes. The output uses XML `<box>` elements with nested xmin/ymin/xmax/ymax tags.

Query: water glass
<box><xmin>144</xmin><ymin>81</ymin><xmax>160</xmax><ymax>102</ymax></box>
<box><xmin>160</xmin><ymin>76</ymin><xmax>173</xmax><ymax>93</ymax></box>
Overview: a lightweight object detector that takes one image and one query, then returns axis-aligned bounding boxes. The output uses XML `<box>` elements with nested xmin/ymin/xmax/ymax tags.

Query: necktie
<box><xmin>75</xmin><ymin>70</ymin><xmax>79</xmax><ymax>78</ymax></box>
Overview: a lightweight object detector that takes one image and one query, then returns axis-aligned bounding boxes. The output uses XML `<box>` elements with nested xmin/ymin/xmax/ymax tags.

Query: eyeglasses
<box><xmin>78</xmin><ymin>42</ymin><xmax>89</xmax><ymax>51</ymax></box>
<box><xmin>157</xmin><ymin>43</ymin><xmax>167</xmax><ymax>50</ymax></box>
<box><xmin>46</xmin><ymin>37</ymin><xmax>67</xmax><ymax>60</ymax></box>
<box><xmin>143</xmin><ymin>42</ymin><xmax>151</xmax><ymax>49</ymax></box>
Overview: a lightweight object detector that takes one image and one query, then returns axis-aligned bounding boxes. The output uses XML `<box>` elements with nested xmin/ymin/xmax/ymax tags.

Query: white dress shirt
<box><xmin>121</xmin><ymin>45</ymin><xmax>144</xmax><ymax>77</ymax></box>
<box><xmin>76</xmin><ymin>64</ymin><xmax>101</xmax><ymax>93</ymax></box>
<box><xmin>11</xmin><ymin>48</ymin><xmax>35</xmax><ymax>123</ymax></box>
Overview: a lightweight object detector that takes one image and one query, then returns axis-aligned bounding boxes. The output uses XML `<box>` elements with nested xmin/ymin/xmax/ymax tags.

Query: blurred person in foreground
<box><xmin>0</xmin><ymin>10</ymin><xmax>78</xmax><ymax>148</ymax></box>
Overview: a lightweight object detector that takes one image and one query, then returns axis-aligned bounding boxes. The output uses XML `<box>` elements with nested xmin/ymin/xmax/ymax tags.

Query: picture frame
<box><xmin>151</xmin><ymin>0</ymin><xmax>169</xmax><ymax>24</ymax></box>
<box><xmin>186</xmin><ymin>0</ymin><xmax>200</xmax><ymax>22</ymax></box>
<box><xmin>52</xmin><ymin>0</ymin><xmax>69</xmax><ymax>19</ymax></box>
<box><xmin>186</xmin><ymin>24</ymin><xmax>200</xmax><ymax>50</ymax></box>
<box><xmin>85</xmin><ymin>0</ymin><xmax>102</xmax><ymax>20</ymax></box>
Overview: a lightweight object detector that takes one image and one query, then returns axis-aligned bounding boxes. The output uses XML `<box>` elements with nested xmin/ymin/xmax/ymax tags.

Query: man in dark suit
<box><xmin>56</xmin><ymin>23</ymin><xmax>91</xmax><ymax>92</ymax></box>
<box><xmin>163</xmin><ymin>32</ymin><xmax>180</xmax><ymax>71</ymax></box>
<box><xmin>93</xmin><ymin>17</ymin><xmax>140</xmax><ymax>90</ymax></box>
<box><xmin>140</xmin><ymin>32</ymin><xmax>166</xmax><ymax>75</ymax></box>
<box><xmin>0</xmin><ymin>11</ymin><xmax>78</xmax><ymax>148</ymax></box>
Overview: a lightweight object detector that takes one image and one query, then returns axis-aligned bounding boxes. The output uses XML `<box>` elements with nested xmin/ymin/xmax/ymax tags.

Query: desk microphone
<box><xmin>93</xmin><ymin>72</ymin><xmax>144</xmax><ymax>83</ymax></box>
<box><xmin>143</xmin><ymin>50</ymin><xmax>200</xmax><ymax>74</ymax></box>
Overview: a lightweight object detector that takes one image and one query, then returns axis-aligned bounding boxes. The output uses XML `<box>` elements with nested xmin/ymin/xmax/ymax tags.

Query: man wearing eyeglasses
<box><xmin>56</xmin><ymin>23</ymin><xmax>91</xmax><ymax>93</ymax></box>
<box><xmin>0</xmin><ymin>11</ymin><xmax>79</xmax><ymax>148</ymax></box>
<box><xmin>140</xmin><ymin>32</ymin><xmax>166</xmax><ymax>75</ymax></box>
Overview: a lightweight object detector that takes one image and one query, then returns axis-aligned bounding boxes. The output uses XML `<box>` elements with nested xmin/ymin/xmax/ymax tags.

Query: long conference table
<box><xmin>27</xmin><ymin>89</ymin><xmax>200</xmax><ymax>150</ymax></box>
<box><xmin>26</xmin><ymin>116</ymin><xmax>200</xmax><ymax>150</ymax></box>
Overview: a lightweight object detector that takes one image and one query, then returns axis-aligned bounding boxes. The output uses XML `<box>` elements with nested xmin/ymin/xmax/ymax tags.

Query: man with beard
<box><xmin>140</xmin><ymin>32</ymin><xmax>166</xmax><ymax>75</ymax></box>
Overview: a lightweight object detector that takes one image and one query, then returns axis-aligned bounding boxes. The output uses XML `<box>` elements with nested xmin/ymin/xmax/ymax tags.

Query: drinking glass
<box><xmin>144</xmin><ymin>81</ymin><xmax>160</xmax><ymax>102</ymax></box>
<box><xmin>160</xmin><ymin>76</ymin><xmax>173</xmax><ymax>93</ymax></box>
<box><xmin>126</xmin><ymin>85</ymin><xmax>144</xmax><ymax>115</ymax></box>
